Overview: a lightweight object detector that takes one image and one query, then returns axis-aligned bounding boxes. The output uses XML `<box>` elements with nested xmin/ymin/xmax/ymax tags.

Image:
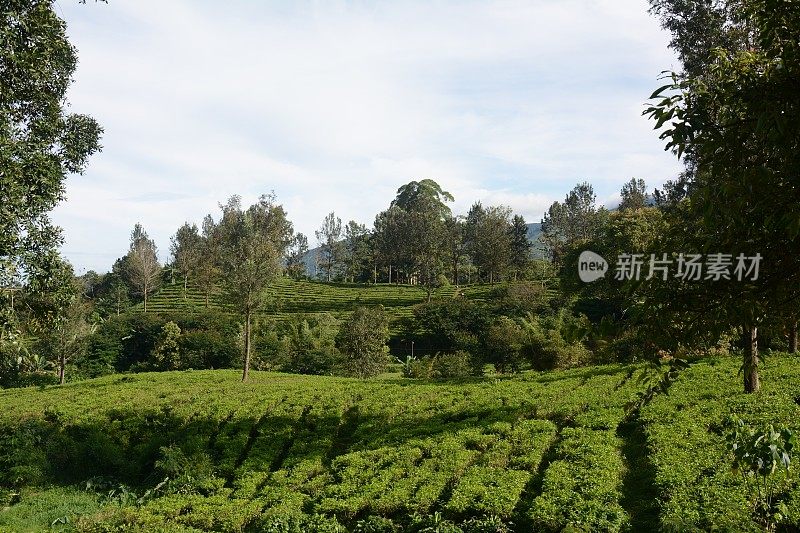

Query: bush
<box><xmin>336</xmin><ymin>306</ymin><xmax>390</xmax><ymax>378</ymax></box>
<box><xmin>483</xmin><ymin>317</ymin><xmax>525</xmax><ymax>373</ymax></box>
<box><xmin>521</xmin><ymin>312</ymin><xmax>591</xmax><ymax>371</ymax></box>
<box><xmin>85</xmin><ymin>311</ymin><xmax>240</xmax><ymax>372</ymax></box>
<box><xmin>256</xmin><ymin>314</ymin><xmax>340</xmax><ymax>375</ymax></box>
<box><xmin>432</xmin><ymin>351</ymin><xmax>473</xmax><ymax>379</ymax></box>
<box><xmin>413</xmin><ymin>299</ymin><xmax>492</xmax><ymax>354</ymax></box>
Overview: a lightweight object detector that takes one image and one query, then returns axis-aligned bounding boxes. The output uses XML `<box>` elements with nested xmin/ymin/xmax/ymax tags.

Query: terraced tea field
<box><xmin>138</xmin><ymin>278</ymin><xmax>458</xmax><ymax>331</ymax></box>
<box><xmin>1</xmin><ymin>355</ymin><xmax>798</xmax><ymax>531</ymax></box>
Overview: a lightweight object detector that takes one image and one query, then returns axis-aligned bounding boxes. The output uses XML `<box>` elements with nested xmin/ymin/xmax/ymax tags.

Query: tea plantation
<box><xmin>1</xmin><ymin>355</ymin><xmax>799</xmax><ymax>532</ymax></box>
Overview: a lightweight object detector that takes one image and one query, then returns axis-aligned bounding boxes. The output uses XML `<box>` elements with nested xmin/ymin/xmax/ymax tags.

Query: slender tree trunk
<box><xmin>389</xmin><ymin>264</ymin><xmax>392</xmax><ymax>284</ymax></box>
<box><xmin>743</xmin><ymin>326</ymin><xmax>760</xmax><ymax>393</ymax></box>
<box><xmin>790</xmin><ymin>317</ymin><xmax>798</xmax><ymax>353</ymax></box>
<box><xmin>183</xmin><ymin>275</ymin><xmax>188</xmax><ymax>299</ymax></box>
<box><xmin>143</xmin><ymin>291</ymin><xmax>148</xmax><ymax>313</ymax></box>
<box><xmin>373</xmin><ymin>264</ymin><xmax>377</xmax><ymax>284</ymax></box>
<box><xmin>116</xmin><ymin>295</ymin><xmax>121</xmax><ymax>316</ymax></box>
<box><xmin>58</xmin><ymin>353</ymin><xmax>66</xmax><ymax>385</ymax></box>
<box><xmin>242</xmin><ymin>309</ymin><xmax>251</xmax><ymax>382</ymax></box>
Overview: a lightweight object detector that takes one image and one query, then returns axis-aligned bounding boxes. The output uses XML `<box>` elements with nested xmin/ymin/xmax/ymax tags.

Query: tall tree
<box><xmin>391</xmin><ymin>179</ymin><xmax>454</xmax><ymax>218</ymax></box>
<box><xmin>465</xmin><ymin>203</ymin><xmax>513</xmax><ymax>284</ymax></box>
<box><xmin>445</xmin><ymin>216</ymin><xmax>466</xmax><ymax>286</ymax></box>
<box><xmin>342</xmin><ymin>221</ymin><xmax>370</xmax><ymax>283</ymax></box>
<box><xmin>170</xmin><ymin>223</ymin><xmax>202</xmax><ymax>298</ymax></box>
<box><xmin>540</xmin><ymin>182</ymin><xmax>601</xmax><ymax>264</ymax></box>
<box><xmin>1</xmin><ymin>1</ymin><xmax>102</xmax><ymax>333</ymax></box>
<box><xmin>212</xmin><ymin>195</ymin><xmax>293</xmax><ymax>382</ymax></box>
<box><xmin>315</xmin><ymin>212</ymin><xmax>343</xmax><ymax>282</ymax></box>
<box><xmin>509</xmin><ymin>214</ymin><xmax>531</xmax><ymax>280</ymax></box>
<box><xmin>195</xmin><ymin>214</ymin><xmax>220</xmax><ymax>308</ymax></box>
<box><xmin>125</xmin><ymin>224</ymin><xmax>161</xmax><ymax>313</ymax></box>
<box><xmin>618</xmin><ymin>178</ymin><xmax>648</xmax><ymax>211</ymax></box>
<box><xmin>286</xmin><ymin>233</ymin><xmax>309</xmax><ymax>280</ymax></box>
<box><xmin>645</xmin><ymin>0</ymin><xmax>800</xmax><ymax>392</ymax></box>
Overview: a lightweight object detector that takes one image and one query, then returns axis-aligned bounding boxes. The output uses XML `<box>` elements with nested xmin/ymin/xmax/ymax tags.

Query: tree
<box><xmin>509</xmin><ymin>215</ymin><xmax>531</xmax><ymax>280</ymax></box>
<box><xmin>465</xmin><ymin>203</ymin><xmax>513</xmax><ymax>284</ymax></box>
<box><xmin>644</xmin><ymin>0</ymin><xmax>800</xmax><ymax>392</ymax></box>
<box><xmin>342</xmin><ymin>221</ymin><xmax>370</xmax><ymax>283</ymax></box>
<box><xmin>1</xmin><ymin>1</ymin><xmax>102</xmax><ymax>333</ymax></box>
<box><xmin>540</xmin><ymin>182</ymin><xmax>602</xmax><ymax>264</ymax></box>
<box><xmin>170</xmin><ymin>223</ymin><xmax>202</xmax><ymax>298</ymax></box>
<box><xmin>25</xmin><ymin>256</ymin><xmax>89</xmax><ymax>385</ymax></box>
<box><xmin>315</xmin><ymin>212</ymin><xmax>343</xmax><ymax>282</ymax></box>
<box><xmin>391</xmin><ymin>179</ymin><xmax>454</xmax><ymax>218</ymax></box>
<box><xmin>212</xmin><ymin>195</ymin><xmax>293</xmax><ymax>382</ymax></box>
<box><xmin>286</xmin><ymin>233</ymin><xmax>309</xmax><ymax>280</ymax></box>
<box><xmin>618</xmin><ymin>178</ymin><xmax>648</xmax><ymax>211</ymax></box>
<box><xmin>195</xmin><ymin>214</ymin><xmax>220</xmax><ymax>308</ymax></box>
<box><xmin>336</xmin><ymin>306</ymin><xmax>390</xmax><ymax>378</ymax></box>
<box><xmin>125</xmin><ymin>224</ymin><xmax>161</xmax><ymax>313</ymax></box>
<box><xmin>445</xmin><ymin>216</ymin><xmax>467</xmax><ymax>286</ymax></box>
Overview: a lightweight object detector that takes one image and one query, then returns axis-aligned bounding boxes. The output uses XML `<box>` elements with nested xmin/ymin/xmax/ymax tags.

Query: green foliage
<box><xmin>520</xmin><ymin>312</ymin><xmax>592</xmax><ymax>371</ymax></box>
<box><xmin>483</xmin><ymin>318</ymin><xmax>524</xmax><ymax>373</ymax></box>
<box><xmin>336</xmin><ymin>306</ymin><xmax>390</xmax><ymax>378</ymax></box>
<box><xmin>150</xmin><ymin>321</ymin><xmax>182</xmax><ymax>370</ymax></box>
<box><xmin>726</xmin><ymin>417</ymin><xmax>796</xmax><ymax>530</ymax></box>
<box><xmin>255</xmin><ymin>313</ymin><xmax>340</xmax><ymax>375</ymax></box>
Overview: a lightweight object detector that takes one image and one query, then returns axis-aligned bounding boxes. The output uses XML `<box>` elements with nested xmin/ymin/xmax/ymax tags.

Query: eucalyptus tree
<box><xmin>509</xmin><ymin>214</ymin><xmax>531</xmax><ymax>280</ymax></box>
<box><xmin>315</xmin><ymin>212</ymin><xmax>343</xmax><ymax>282</ymax></box>
<box><xmin>618</xmin><ymin>179</ymin><xmax>648</xmax><ymax>212</ymax></box>
<box><xmin>540</xmin><ymin>182</ymin><xmax>602</xmax><ymax>265</ymax></box>
<box><xmin>125</xmin><ymin>224</ymin><xmax>161</xmax><ymax>313</ymax></box>
<box><xmin>286</xmin><ymin>233</ymin><xmax>309</xmax><ymax>280</ymax></box>
<box><xmin>212</xmin><ymin>195</ymin><xmax>293</xmax><ymax>382</ymax></box>
<box><xmin>170</xmin><ymin>223</ymin><xmax>202</xmax><ymax>298</ymax></box>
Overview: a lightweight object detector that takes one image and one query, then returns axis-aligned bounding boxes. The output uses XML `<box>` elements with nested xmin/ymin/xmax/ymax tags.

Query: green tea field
<box><xmin>1</xmin><ymin>354</ymin><xmax>799</xmax><ymax>532</ymax></box>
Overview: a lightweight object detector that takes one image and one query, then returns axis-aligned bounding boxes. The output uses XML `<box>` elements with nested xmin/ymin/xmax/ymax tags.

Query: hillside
<box><xmin>139</xmin><ymin>278</ymin><xmax>458</xmax><ymax>331</ymax></box>
<box><xmin>1</xmin><ymin>355</ymin><xmax>799</xmax><ymax>531</ymax></box>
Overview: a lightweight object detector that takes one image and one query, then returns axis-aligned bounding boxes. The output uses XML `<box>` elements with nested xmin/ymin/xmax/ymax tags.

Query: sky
<box><xmin>53</xmin><ymin>0</ymin><xmax>682</xmax><ymax>274</ymax></box>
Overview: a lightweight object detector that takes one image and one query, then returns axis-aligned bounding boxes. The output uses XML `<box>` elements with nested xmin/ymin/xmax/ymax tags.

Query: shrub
<box><xmin>264</xmin><ymin>314</ymin><xmax>340</xmax><ymax>375</ymax></box>
<box><xmin>413</xmin><ymin>299</ymin><xmax>492</xmax><ymax>353</ymax></box>
<box><xmin>336</xmin><ymin>306</ymin><xmax>390</xmax><ymax>378</ymax></box>
<box><xmin>520</xmin><ymin>312</ymin><xmax>592</xmax><ymax>371</ymax></box>
<box><xmin>432</xmin><ymin>351</ymin><xmax>473</xmax><ymax>379</ymax></box>
<box><xmin>151</xmin><ymin>321</ymin><xmax>182</xmax><ymax>370</ymax></box>
<box><xmin>483</xmin><ymin>317</ymin><xmax>525</xmax><ymax>373</ymax></box>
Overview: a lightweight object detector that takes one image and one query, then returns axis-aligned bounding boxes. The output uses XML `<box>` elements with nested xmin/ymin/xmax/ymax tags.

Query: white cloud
<box><xmin>53</xmin><ymin>0</ymin><xmax>682</xmax><ymax>272</ymax></box>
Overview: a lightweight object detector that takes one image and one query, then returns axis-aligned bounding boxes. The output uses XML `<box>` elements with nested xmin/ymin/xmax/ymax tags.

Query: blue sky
<box><xmin>53</xmin><ymin>0</ymin><xmax>682</xmax><ymax>273</ymax></box>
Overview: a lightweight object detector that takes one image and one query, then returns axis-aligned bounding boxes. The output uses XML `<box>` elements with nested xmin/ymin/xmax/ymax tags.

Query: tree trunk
<box><xmin>143</xmin><ymin>292</ymin><xmax>148</xmax><ymax>313</ymax></box>
<box><xmin>183</xmin><ymin>275</ymin><xmax>188</xmax><ymax>299</ymax></box>
<box><xmin>388</xmin><ymin>264</ymin><xmax>392</xmax><ymax>284</ymax></box>
<box><xmin>242</xmin><ymin>309</ymin><xmax>251</xmax><ymax>382</ymax></box>
<box><xmin>790</xmin><ymin>318</ymin><xmax>798</xmax><ymax>353</ymax></box>
<box><xmin>373</xmin><ymin>264</ymin><xmax>377</xmax><ymax>284</ymax></box>
<box><xmin>743</xmin><ymin>326</ymin><xmax>760</xmax><ymax>393</ymax></box>
<box><xmin>58</xmin><ymin>353</ymin><xmax>66</xmax><ymax>385</ymax></box>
